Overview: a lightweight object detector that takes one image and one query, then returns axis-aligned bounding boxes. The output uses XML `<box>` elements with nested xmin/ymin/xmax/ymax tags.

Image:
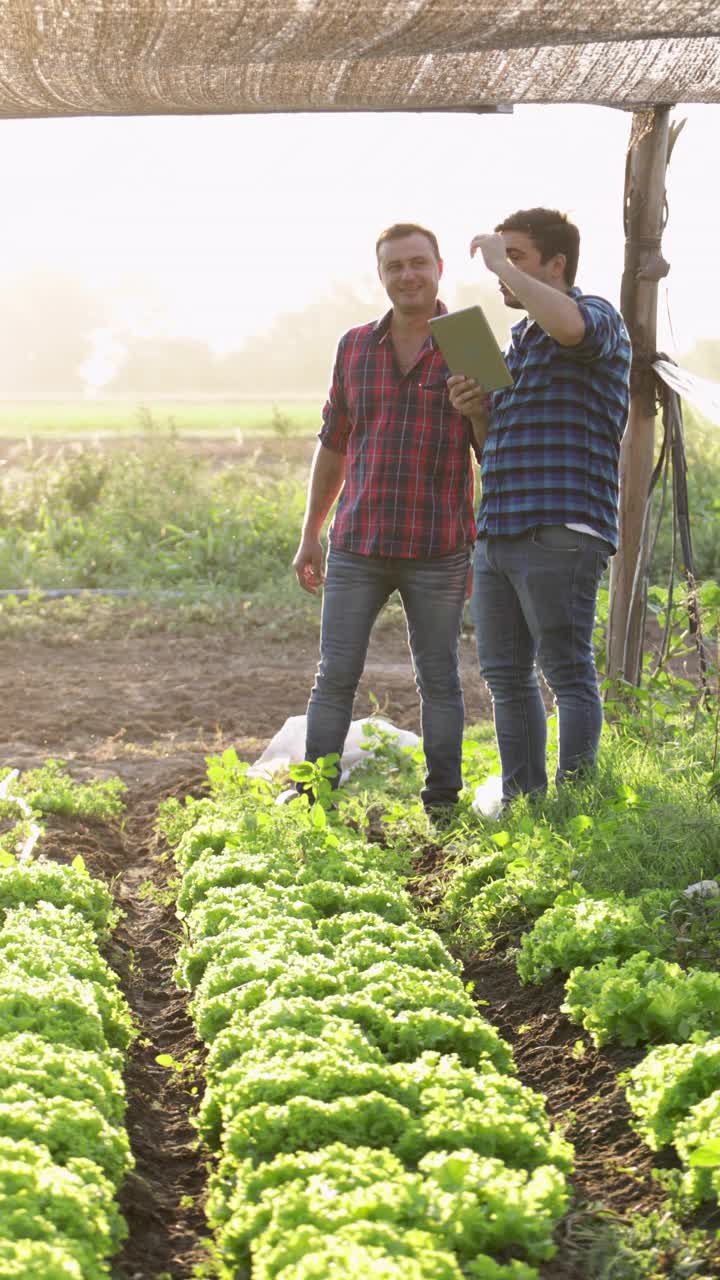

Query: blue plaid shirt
<box><xmin>477</xmin><ymin>288</ymin><xmax>631</xmax><ymax>551</ymax></box>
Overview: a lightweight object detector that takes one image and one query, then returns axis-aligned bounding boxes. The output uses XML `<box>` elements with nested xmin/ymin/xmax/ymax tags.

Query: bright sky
<box><xmin>1</xmin><ymin>102</ymin><xmax>717</xmax><ymax>367</ymax></box>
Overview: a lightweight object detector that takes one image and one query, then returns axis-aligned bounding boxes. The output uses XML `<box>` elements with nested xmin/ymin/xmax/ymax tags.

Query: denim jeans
<box><xmin>470</xmin><ymin>526</ymin><xmax>610</xmax><ymax>803</ymax></box>
<box><xmin>305</xmin><ymin>546</ymin><xmax>470</xmax><ymax>808</ymax></box>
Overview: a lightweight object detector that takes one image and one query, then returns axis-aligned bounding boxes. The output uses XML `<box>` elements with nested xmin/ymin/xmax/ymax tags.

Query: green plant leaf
<box><xmin>310</xmin><ymin>803</ymin><xmax>327</xmax><ymax>830</ymax></box>
<box><xmin>491</xmin><ymin>831</ymin><xmax>510</xmax><ymax>848</ymax></box>
<box><xmin>688</xmin><ymin>1140</ymin><xmax>720</xmax><ymax>1168</ymax></box>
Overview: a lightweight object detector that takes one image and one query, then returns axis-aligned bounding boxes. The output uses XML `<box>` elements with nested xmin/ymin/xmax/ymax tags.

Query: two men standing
<box><xmin>291</xmin><ymin>209</ymin><xmax>631</xmax><ymax>814</ymax></box>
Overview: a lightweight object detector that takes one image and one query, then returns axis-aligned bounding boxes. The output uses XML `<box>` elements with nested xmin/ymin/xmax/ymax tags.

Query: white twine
<box><xmin>653</xmin><ymin>361</ymin><xmax>720</xmax><ymax>427</ymax></box>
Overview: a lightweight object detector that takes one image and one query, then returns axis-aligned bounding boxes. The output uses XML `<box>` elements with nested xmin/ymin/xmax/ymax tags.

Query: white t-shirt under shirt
<box><xmin>566</xmin><ymin>523</ymin><xmax>605</xmax><ymax>541</ymax></box>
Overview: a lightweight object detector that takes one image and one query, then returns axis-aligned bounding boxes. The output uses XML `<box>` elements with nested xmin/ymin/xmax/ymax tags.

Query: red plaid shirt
<box><xmin>320</xmin><ymin>305</ymin><xmax>476</xmax><ymax>559</ymax></box>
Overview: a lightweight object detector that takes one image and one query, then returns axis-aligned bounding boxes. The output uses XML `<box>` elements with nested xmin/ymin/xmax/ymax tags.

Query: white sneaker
<box><xmin>275</xmin><ymin>788</ymin><xmax>302</xmax><ymax>807</ymax></box>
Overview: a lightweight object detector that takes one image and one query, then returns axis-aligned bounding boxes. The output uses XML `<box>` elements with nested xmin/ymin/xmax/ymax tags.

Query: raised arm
<box><xmin>471</xmin><ymin>232</ymin><xmax>586</xmax><ymax>347</ymax></box>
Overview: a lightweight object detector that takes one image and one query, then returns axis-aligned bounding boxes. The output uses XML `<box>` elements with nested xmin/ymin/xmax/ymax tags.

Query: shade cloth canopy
<box><xmin>0</xmin><ymin>1</ymin><xmax>719</xmax><ymax>119</ymax></box>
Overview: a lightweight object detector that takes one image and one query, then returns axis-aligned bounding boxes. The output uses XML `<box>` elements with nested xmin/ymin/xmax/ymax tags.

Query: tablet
<box><xmin>429</xmin><ymin>305</ymin><xmax>513</xmax><ymax>391</ymax></box>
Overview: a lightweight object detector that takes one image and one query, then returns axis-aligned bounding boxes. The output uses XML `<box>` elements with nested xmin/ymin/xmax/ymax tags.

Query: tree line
<box><xmin>0</xmin><ymin>270</ymin><xmax>716</xmax><ymax>396</ymax></box>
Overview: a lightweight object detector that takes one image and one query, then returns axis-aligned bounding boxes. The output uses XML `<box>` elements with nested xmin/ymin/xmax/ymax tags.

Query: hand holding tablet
<box><xmin>429</xmin><ymin>305</ymin><xmax>512</xmax><ymax>391</ymax></box>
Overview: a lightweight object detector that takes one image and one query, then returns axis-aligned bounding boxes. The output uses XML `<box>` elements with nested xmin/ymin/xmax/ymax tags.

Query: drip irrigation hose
<box><xmin>0</xmin><ymin>588</ymin><xmax>186</xmax><ymax>599</ymax></box>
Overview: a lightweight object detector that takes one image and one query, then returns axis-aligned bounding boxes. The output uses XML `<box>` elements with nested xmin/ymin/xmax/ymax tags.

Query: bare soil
<box><xmin>3</xmin><ymin>622</ymin><xmax>492</xmax><ymax>772</ymax></box>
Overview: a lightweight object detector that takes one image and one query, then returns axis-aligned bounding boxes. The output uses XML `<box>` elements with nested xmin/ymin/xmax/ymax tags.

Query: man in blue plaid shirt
<box><xmin>449</xmin><ymin>208</ymin><xmax>631</xmax><ymax>806</ymax></box>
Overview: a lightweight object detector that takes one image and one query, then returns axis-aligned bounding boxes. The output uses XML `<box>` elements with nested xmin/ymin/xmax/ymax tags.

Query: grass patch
<box><xmin>0</xmin><ymin>434</ymin><xmax>307</xmax><ymax>595</ymax></box>
<box><xmin>0</xmin><ymin>579</ymin><xmax>324</xmax><ymax>644</ymax></box>
<box><xmin>1</xmin><ymin>406</ymin><xmax>719</xmax><ymax>650</ymax></box>
<box><xmin>0</xmin><ymin>399</ymin><xmax>322</xmax><ymax>438</ymax></box>
<box><xmin>338</xmin><ymin>704</ymin><xmax>720</xmax><ymax>940</ymax></box>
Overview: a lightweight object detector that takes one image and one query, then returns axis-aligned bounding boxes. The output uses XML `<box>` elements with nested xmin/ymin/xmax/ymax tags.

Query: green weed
<box><xmin>0</xmin><ymin>436</ymin><xmax>307</xmax><ymax>594</ymax></box>
<box><xmin>554</xmin><ymin>1204</ymin><xmax>720</xmax><ymax>1278</ymax></box>
<box><xmin>0</xmin><ymin>760</ymin><xmax>126</xmax><ymax>822</ymax></box>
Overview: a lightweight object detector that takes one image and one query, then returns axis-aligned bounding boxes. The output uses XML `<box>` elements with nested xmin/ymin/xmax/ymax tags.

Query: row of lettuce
<box><xmin>0</xmin><ymin>855</ymin><xmax>135</xmax><ymax>1277</ymax></box>
<box><xmin>162</xmin><ymin>778</ymin><xmax>576</xmax><ymax>1280</ymax></box>
<box><xmin>3</xmin><ymin>750</ymin><xmax>716</xmax><ymax>1275</ymax></box>
<box><xmin>443</xmin><ymin>818</ymin><xmax>720</xmax><ymax>1210</ymax></box>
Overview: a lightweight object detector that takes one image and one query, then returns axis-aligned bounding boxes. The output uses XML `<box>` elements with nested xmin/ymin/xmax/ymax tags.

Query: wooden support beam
<box><xmin>607</xmin><ymin>106</ymin><xmax>675</xmax><ymax>686</ymax></box>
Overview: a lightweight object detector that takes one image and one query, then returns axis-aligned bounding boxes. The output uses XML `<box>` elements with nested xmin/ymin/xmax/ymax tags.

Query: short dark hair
<box><xmin>495</xmin><ymin>208</ymin><xmax>580</xmax><ymax>286</ymax></box>
<box><xmin>376</xmin><ymin>222</ymin><xmax>441</xmax><ymax>263</ymax></box>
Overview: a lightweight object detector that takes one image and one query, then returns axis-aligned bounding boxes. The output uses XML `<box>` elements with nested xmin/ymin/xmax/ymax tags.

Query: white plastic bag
<box><xmin>684</xmin><ymin>879</ymin><xmax>720</xmax><ymax>899</ymax></box>
<box><xmin>471</xmin><ymin>774</ymin><xmax>504</xmax><ymax>819</ymax></box>
<box><xmin>248</xmin><ymin>715</ymin><xmax>420</xmax><ymax>783</ymax></box>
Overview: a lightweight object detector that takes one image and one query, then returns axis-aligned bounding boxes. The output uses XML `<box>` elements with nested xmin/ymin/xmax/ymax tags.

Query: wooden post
<box><xmin>607</xmin><ymin>106</ymin><xmax>675</xmax><ymax>686</ymax></box>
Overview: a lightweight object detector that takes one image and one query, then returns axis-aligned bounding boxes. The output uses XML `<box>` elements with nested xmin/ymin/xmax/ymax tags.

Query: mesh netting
<box><xmin>0</xmin><ymin>1</ymin><xmax>718</xmax><ymax>119</ymax></box>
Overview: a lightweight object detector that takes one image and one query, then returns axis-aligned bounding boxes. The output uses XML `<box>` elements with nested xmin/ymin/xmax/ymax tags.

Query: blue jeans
<box><xmin>306</xmin><ymin>546</ymin><xmax>470</xmax><ymax>808</ymax></box>
<box><xmin>470</xmin><ymin>526</ymin><xmax>610</xmax><ymax>803</ymax></box>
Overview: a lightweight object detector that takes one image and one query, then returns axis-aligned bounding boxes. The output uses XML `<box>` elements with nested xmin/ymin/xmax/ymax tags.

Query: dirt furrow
<box><xmin>41</xmin><ymin>777</ymin><xmax>210</xmax><ymax>1280</ymax></box>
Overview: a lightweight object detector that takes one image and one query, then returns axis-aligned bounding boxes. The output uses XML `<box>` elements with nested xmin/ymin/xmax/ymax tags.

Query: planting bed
<box><xmin>5</xmin><ymin>611</ymin><xmax>717</xmax><ymax>1277</ymax></box>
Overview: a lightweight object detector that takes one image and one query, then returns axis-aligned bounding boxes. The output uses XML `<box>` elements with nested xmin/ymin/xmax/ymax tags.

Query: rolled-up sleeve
<box><xmin>318</xmin><ymin>337</ymin><xmax>351</xmax><ymax>453</ymax></box>
<box><xmin>568</xmin><ymin>296</ymin><xmax>626</xmax><ymax>364</ymax></box>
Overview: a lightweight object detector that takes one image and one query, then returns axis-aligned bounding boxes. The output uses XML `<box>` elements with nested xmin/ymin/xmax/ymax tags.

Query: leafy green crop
<box><xmin>0</xmin><ymin>844</ymin><xmax>133</xmax><ymax>1275</ymax></box>
<box><xmin>446</xmin><ymin>842</ymin><xmax>575</xmax><ymax>952</ymax></box>
<box><xmin>0</xmin><ymin>1136</ymin><xmax>125</xmax><ymax>1272</ymax></box>
<box><xmin>173</xmin><ymin>816</ymin><xmax>243</xmax><ymax>870</ymax></box>
<box><xmin>326</xmin><ymin>917</ymin><xmax>460</xmax><ymax>975</ymax></box>
<box><xmin>0</xmin><ymin>1091</ymin><xmax>132</xmax><ymax>1186</ymax></box>
<box><xmin>254</xmin><ymin>1221</ymin><xmax>465</xmax><ymax>1280</ymax></box>
<box><xmin>193</xmin><ymin>944</ymin><xmax>318</xmax><ymax>1011</ymax></box>
<box><xmin>441</xmin><ymin>849</ymin><xmax>515</xmax><ymax>925</ymax></box>
<box><xmin>674</xmin><ymin>1088</ymin><xmax>720</xmax><ymax>1204</ymax></box>
<box><xmin>300</xmin><ymin>877</ymin><xmax>413</xmax><ymax>924</ymax></box>
<box><xmin>170</xmin><ymin>776</ymin><xmax>571</xmax><ymax>1278</ymax></box>
<box><xmin>0</xmin><ymin>1237</ymin><xmax>84</xmax><ymax>1279</ymax></box>
<box><xmin>563</xmin><ymin>952</ymin><xmax>720</xmax><ymax>1046</ymax></box>
<box><xmin>343</xmin><ymin>961</ymin><xmax>476</xmax><ymax>1017</ymax></box>
<box><xmin>200</xmin><ymin>1020</ymin><xmax>385</xmax><ymax>1145</ymax></box>
<box><xmin>183</xmin><ymin>883</ymin><xmax>316</xmax><ymax>937</ymax></box>
<box><xmin>419</xmin><ymin>1148</ymin><xmax>568</xmax><ymax>1262</ymax></box>
<box><xmin>0</xmin><ymin>931</ymin><xmax>134</xmax><ymax>1051</ymax></box>
<box><xmin>208</xmin><ymin>955</ymin><xmax>469</xmax><ymax>1041</ymax></box>
<box><xmin>0</xmin><ymin>970</ymin><xmax>111</xmax><ymax>1053</ymax></box>
<box><xmin>517</xmin><ymin>890</ymin><xmax>674</xmax><ymax>985</ymax></box>
<box><xmin>192</xmin><ymin>952</ymin><xmax>350</xmax><ymax>1042</ymax></box>
<box><xmin>0</xmin><ymin>861</ymin><xmax>117</xmax><ymax>939</ymax></box>
<box><xmin>0</xmin><ymin>760</ymin><xmax>127</xmax><ymax>822</ymax></box>
<box><xmin>0</xmin><ymin>1033</ymin><xmax>126</xmax><ymax>1127</ymax></box>
<box><xmin>388</xmin><ymin>1055</ymin><xmax>573</xmax><ymax>1173</ymax></box>
<box><xmin>623</xmin><ymin>1035</ymin><xmax>720</xmax><ymax>1148</ymax></box>
<box><xmin>174</xmin><ymin>917</ymin><xmax>323</xmax><ymax>991</ymax></box>
<box><xmin>224</xmin><ymin>1090</ymin><xmax>414</xmax><ymax>1164</ymax></box>
<box><xmin>208</xmin><ymin>1141</ymin><xmax>561</xmax><ymax>1278</ymax></box>
<box><xmin>175</xmin><ymin>848</ymin><xmax>297</xmax><ymax>914</ymax></box>
<box><xmin>0</xmin><ymin>901</ymin><xmax>103</xmax><ymax>951</ymax></box>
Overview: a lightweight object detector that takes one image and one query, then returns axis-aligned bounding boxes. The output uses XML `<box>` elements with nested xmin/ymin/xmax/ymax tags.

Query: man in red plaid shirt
<box><xmin>288</xmin><ymin>223</ymin><xmax>477</xmax><ymax>817</ymax></box>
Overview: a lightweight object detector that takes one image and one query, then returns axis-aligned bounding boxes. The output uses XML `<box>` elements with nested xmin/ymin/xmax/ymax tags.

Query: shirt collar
<box><xmin>374</xmin><ymin>298</ymin><xmax>448</xmax><ymax>346</ymax></box>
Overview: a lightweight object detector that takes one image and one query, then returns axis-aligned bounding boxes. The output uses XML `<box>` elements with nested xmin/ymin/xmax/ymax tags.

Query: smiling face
<box><xmin>377</xmin><ymin>232</ymin><xmax>443</xmax><ymax>317</ymax></box>
<box><xmin>498</xmin><ymin>229</ymin><xmax>568</xmax><ymax>309</ymax></box>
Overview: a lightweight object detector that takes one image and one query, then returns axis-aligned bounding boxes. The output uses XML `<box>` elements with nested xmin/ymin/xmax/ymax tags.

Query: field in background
<box><xmin>0</xmin><ymin>402</ymin><xmax>718</xmax><ymax>647</ymax></box>
<box><xmin>0</xmin><ymin>398</ymin><xmax>323</xmax><ymax>437</ymax></box>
